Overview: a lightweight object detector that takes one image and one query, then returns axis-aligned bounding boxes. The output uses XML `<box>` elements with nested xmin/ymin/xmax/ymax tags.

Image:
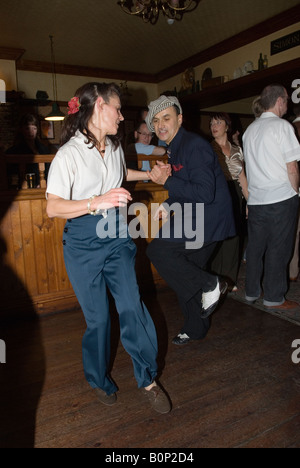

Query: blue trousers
<box><xmin>63</xmin><ymin>210</ymin><xmax>158</xmax><ymax>395</ymax></box>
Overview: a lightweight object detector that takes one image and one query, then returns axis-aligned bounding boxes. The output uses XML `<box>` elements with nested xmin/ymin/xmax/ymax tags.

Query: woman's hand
<box><xmin>92</xmin><ymin>188</ymin><xmax>132</xmax><ymax>211</ymax></box>
<box><xmin>47</xmin><ymin>188</ymin><xmax>132</xmax><ymax>219</ymax></box>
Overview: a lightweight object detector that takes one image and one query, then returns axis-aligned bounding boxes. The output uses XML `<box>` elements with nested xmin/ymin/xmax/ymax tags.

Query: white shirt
<box><xmin>46</xmin><ymin>130</ymin><xmax>126</xmax><ymax>200</ymax></box>
<box><xmin>243</xmin><ymin>112</ymin><xmax>300</xmax><ymax>205</ymax></box>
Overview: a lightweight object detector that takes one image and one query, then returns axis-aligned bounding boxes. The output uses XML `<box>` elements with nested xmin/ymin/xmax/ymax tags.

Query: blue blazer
<box><xmin>160</xmin><ymin>127</ymin><xmax>236</xmax><ymax>245</ymax></box>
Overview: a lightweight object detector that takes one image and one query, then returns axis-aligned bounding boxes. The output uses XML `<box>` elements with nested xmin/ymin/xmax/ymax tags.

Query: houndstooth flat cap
<box><xmin>145</xmin><ymin>95</ymin><xmax>183</xmax><ymax>132</ymax></box>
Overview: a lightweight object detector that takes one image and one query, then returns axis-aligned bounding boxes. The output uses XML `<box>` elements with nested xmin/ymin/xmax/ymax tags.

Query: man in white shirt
<box><xmin>243</xmin><ymin>84</ymin><xmax>300</xmax><ymax>312</ymax></box>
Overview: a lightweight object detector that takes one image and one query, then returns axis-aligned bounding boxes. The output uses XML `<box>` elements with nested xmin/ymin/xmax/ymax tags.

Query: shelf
<box><xmin>180</xmin><ymin>57</ymin><xmax>300</xmax><ymax>111</ymax></box>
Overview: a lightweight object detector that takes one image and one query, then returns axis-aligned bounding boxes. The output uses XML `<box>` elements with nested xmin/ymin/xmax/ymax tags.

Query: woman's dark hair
<box><xmin>19</xmin><ymin>113</ymin><xmax>39</xmax><ymax>128</ymax></box>
<box><xmin>135</xmin><ymin>120</ymin><xmax>149</xmax><ymax>132</ymax></box>
<box><xmin>60</xmin><ymin>82</ymin><xmax>122</xmax><ymax>150</ymax></box>
<box><xmin>14</xmin><ymin>113</ymin><xmax>40</xmax><ymax>144</ymax></box>
<box><xmin>209</xmin><ymin>112</ymin><xmax>232</xmax><ymax>134</ymax></box>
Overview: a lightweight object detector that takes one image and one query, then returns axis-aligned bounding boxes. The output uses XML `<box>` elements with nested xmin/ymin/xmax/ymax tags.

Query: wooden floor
<box><xmin>0</xmin><ymin>288</ymin><xmax>300</xmax><ymax>448</ymax></box>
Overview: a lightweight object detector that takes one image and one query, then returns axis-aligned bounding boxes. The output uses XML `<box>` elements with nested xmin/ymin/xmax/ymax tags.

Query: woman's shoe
<box><xmin>141</xmin><ymin>383</ymin><xmax>171</xmax><ymax>414</ymax></box>
<box><xmin>95</xmin><ymin>388</ymin><xmax>117</xmax><ymax>406</ymax></box>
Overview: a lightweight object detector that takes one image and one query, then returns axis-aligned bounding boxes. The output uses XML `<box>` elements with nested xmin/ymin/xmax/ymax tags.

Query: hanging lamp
<box><xmin>45</xmin><ymin>35</ymin><xmax>65</xmax><ymax>121</ymax></box>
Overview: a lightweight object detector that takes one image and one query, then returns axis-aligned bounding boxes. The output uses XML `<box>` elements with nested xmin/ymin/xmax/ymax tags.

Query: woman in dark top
<box><xmin>209</xmin><ymin>112</ymin><xmax>248</xmax><ymax>291</ymax></box>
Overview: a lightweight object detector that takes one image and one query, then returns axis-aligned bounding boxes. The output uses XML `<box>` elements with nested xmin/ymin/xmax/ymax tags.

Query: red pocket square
<box><xmin>172</xmin><ymin>164</ymin><xmax>184</xmax><ymax>172</ymax></box>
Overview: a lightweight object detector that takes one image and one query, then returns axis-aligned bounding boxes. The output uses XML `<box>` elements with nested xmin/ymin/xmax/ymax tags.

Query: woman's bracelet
<box><xmin>87</xmin><ymin>195</ymin><xmax>100</xmax><ymax>216</ymax></box>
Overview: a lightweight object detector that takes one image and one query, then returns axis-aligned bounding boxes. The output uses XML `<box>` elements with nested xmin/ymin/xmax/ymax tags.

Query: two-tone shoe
<box><xmin>201</xmin><ymin>280</ymin><xmax>228</xmax><ymax>318</ymax></box>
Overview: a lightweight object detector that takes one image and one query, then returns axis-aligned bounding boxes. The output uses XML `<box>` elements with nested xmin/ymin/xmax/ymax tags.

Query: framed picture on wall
<box><xmin>40</xmin><ymin>120</ymin><xmax>55</xmax><ymax>140</ymax></box>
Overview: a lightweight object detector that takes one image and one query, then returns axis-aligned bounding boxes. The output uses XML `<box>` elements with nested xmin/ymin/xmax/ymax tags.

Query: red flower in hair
<box><xmin>68</xmin><ymin>96</ymin><xmax>81</xmax><ymax>115</ymax></box>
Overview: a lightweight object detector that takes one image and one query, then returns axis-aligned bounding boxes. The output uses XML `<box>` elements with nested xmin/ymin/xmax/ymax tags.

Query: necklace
<box><xmin>96</xmin><ymin>143</ymin><xmax>106</xmax><ymax>155</ymax></box>
<box><xmin>95</xmin><ymin>136</ymin><xmax>107</xmax><ymax>156</ymax></box>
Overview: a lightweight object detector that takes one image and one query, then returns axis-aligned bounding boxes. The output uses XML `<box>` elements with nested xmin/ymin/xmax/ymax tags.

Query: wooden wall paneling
<box><xmin>42</xmin><ymin>212</ymin><xmax>60</xmax><ymax>293</ymax></box>
<box><xmin>0</xmin><ymin>153</ymin><xmax>79</xmax><ymax>315</ymax></box>
<box><xmin>31</xmin><ymin>198</ymin><xmax>49</xmax><ymax>295</ymax></box>
<box><xmin>53</xmin><ymin>215</ymin><xmax>71</xmax><ymax>292</ymax></box>
<box><xmin>128</xmin><ymin>184</ymin><xmax>169</xmax><ymax>289</ymax></box>
<box><xmin>39</xmin><ymin>205</ymin><xmax>72</xmax><ymax>293</ymax></box>
<box><xmin>0</xmin><ymin>204</ymin><xmax>15</xmax><ymax>292</ymax></box>
<box><xmin>19</xmin><ymin>199</ymin><xmax>38</xmax><ymax>296</ymax></box>
<box><xmin>10</xmin><ymin>200</ymin><xmax>27</xmax><ymax>293</ymax></box>
<box><xmin>146</xmin><ymin>189</ymin><xmax>170</xmax><ymax>285</ymax></box>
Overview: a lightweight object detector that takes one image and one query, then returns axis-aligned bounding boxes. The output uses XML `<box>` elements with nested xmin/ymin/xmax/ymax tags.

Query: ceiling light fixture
<box><xmin>118</xmin><ymin>0</ymin><xmax>201</xmax><ymax>25</ymax></box>
<box><xmin>45</xmin><ymin>35</ymin><xmax>65</xmax><ymax>122</ymax></box>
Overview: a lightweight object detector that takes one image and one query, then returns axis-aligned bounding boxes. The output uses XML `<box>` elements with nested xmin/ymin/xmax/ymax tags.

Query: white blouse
<box><xmin>243</xmin><ymin>112</ymin><xmax>300</xmax><ymax>205</ymax></box>
<box><xmin>46</xmin><ymin>130</ymin><xmax>126</xmax><ymax>200</ymax></box>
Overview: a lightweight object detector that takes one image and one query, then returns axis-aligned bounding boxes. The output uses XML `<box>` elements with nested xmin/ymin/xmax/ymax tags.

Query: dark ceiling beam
<box><xmin>16</xmin><ymin>60</ymin><xmax>157</xmax><ymax>84</ymax></box>
<box><xmin>0</xmin><ymin>47</ymin><xmax>25</xmax><ymax>61</ymax></box>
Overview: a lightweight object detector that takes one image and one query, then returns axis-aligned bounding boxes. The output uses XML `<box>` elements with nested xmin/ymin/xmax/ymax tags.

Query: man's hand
<box><xmin>148</xmin><ymin>161</ymin><xmax>172</xmax><ymax>185</ymax></box>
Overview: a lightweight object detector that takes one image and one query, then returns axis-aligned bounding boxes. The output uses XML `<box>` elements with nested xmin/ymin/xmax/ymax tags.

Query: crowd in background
<box><xmin>1</xmin><ymin>88</ymin><xmax>300</xmax><ymax>290</ymax></box>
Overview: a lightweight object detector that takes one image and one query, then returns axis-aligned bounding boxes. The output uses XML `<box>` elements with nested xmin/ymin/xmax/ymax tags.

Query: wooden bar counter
<box><xmin>0</xmin><ymin>154</ymin><xmax>168</xmax><ymax>318</ymax></box>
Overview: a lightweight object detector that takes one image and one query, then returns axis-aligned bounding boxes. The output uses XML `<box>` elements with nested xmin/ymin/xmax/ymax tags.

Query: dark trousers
<box><xmin>246</xmin><ymin>195</ymin><xmax>299</xmax><ymax>305</ymax></box>
<box><xmin>63</xmin><ymin>211</ymin><xmax>158</xmax><ymax>395</ymax></box>
<box><xmin>147</xmin><ymin>239</ymin><xmax>217</xmax><ymax>340</ymax></box>
<box><xmin>209</xmin><ymin>235</ymin><xmax>240</xmax><ymax>285</ymax></box>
